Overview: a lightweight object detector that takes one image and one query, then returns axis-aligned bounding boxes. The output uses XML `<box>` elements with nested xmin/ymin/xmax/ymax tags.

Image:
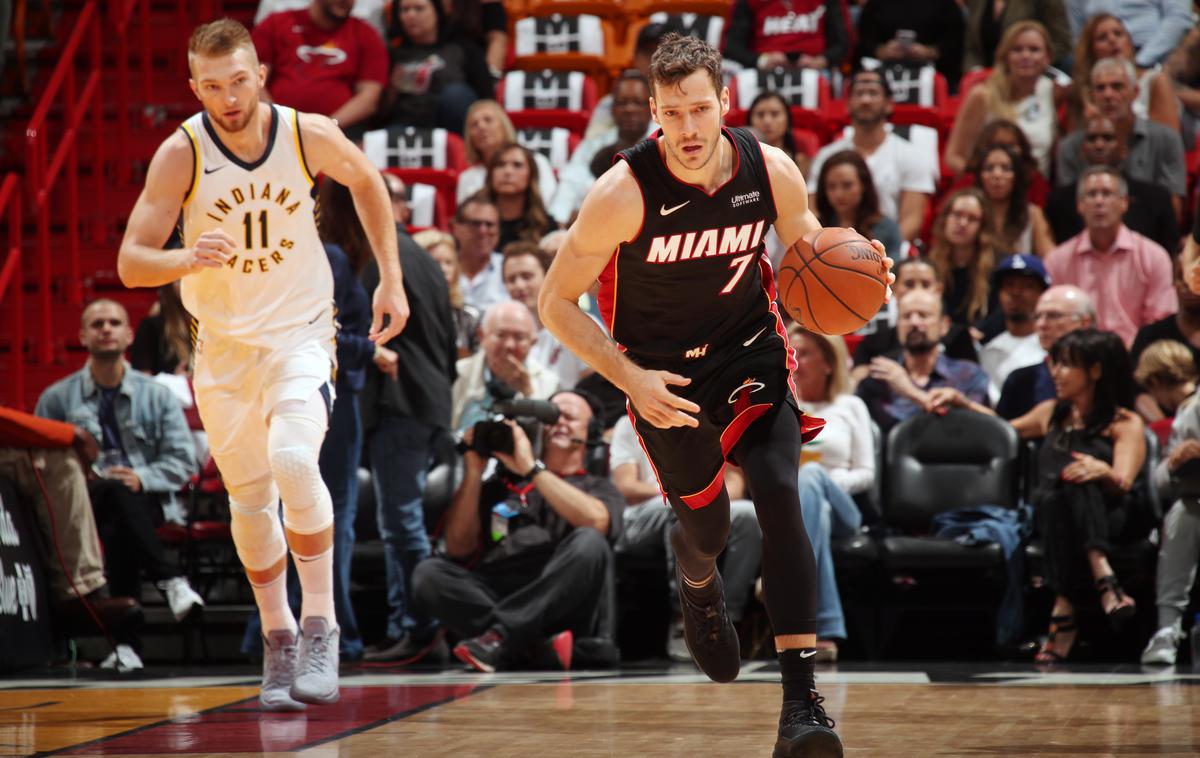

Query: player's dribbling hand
<box><xmin>370</xmin><ymin>281</ymin><xmax>410</xmax><ymax>344</ymax></box>
<box><xmin>869</xmin><ymin>239</ymin><xmax>896</xmax><ymax>302</ymax></box>
<box><xmin>186</xmin><ymin>229</ymin><xmax>237</xmax><ymax>272</ymax></box>
<box><xmin>626</xmin><ymin>369</ymin><xmax>701</xmax><ymax>429</ymax></box>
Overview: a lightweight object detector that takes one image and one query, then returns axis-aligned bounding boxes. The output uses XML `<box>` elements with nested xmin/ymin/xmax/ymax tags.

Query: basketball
<box><xmin>776</xmin><ymin>227</ymin><xmax>889</xmax><ymax>336</ymax></box>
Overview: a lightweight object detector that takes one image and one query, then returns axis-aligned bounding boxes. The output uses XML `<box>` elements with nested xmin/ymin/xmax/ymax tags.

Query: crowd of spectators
<box><xmin>11</xmin><ymin>0</ymin><xmax>1200</xmax><ymax>671</ymax></box>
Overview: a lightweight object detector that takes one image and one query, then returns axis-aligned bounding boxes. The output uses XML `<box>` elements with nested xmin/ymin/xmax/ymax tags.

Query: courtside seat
<box><xmin>732</xmin><ymin>66</ymin><xmax>834</xmax><ymax>142</ymax></box>
<box><xmin>516</xmin><ymin>126</ymin><xmax>579</xmax><ymax>174</ymax></box>
<box><xmin>498</xmin><ymin>69</ymin><xmax>598</xmax><ymax>135</ymax></box>
<box><xmin>361</xmin><ymin>126</ymin><xmax>467</xmax><ymax>172</ymax></box>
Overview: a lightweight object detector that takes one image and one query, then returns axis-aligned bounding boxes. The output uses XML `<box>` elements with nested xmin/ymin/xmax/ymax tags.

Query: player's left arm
<box><xmin>298</xmin><ymin>112</ymin><xmax>409</xmax><ymax>343</ymax></box>
<box><xmin>762</xmin><ymin>143</ymin><xmax>896</xmax><ymax>287</ymax></box>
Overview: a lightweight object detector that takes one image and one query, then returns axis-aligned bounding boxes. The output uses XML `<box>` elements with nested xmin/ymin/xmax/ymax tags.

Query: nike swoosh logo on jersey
<box><xmin>203</xmin><ymin>165</ymin><xmax>226</xmax><ymax>174</ymax></box>
<box><xmin>799</xmin><ymin>649</ymin><xmax>818</xmax><ymax>659</ymax></box>
<box><xmin>743</xmin><ymin>327</ymin><xmax>768</xmax><ymax>347</ymax></box>
<box><xmin>660</xmin><ymin>201</ymin><xmax>690</xmax><ymax>216</ymax></box>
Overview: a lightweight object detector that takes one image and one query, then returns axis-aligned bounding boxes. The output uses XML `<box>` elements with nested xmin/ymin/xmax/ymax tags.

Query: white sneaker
<box><xmin>667</xmin><ymin>615</ymin><xmax>692</xmax><ymax>663</ymax></box>
<box><xmin>261</xmin><ymin>629</ymin><xmax>306</xmax><ymax>712</ymax></box>
<box><xmin>157</xmin><ymin>577</ymin><xmax>204</xmax><ymax>621</ymax></box>
<box><xmin>1141</xmin><ymin>627</ymin><xmax>1184</xmax><ymax>666</ymax></box>
<box><xmin>291</xmin><ymin>616</ymin><xmax>340</xmax><ymax>705</ymax></box>
<box><xmin>99</xmin><ymin>644</ymin><xmax>145</xmax><ymax>671</ymax></box>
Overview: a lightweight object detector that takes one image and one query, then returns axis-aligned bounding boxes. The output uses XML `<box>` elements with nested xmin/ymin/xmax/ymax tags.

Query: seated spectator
<box><xmin>942</xmin><ymin>119</ymin><xmax>1053</xmax><ymax>208</ymax></box>
<box><xmin>384</xmin><ymin>0</ymin><xmax>492</xmax><ymax>132</ymax></box>
<box><xmin>1133</xmin><ymin>340</ymin><xmax>1198</xmax><ymax>427</ymax></box>
<box><xmin>724</xmin><ymin>0</ymin><xmax>850</xmax><ymax>73</ymax></box>
<box><xmin>854</xmin><ymin>0</ymin><xmax>966</xmax><ymax>88</ymax></box>
<box><xmin>131</xmin><ymin>282</ymin><xmax>190</xmax><ymax>377</ymax></box>
<box><xmin>382</xmin><ymin>172</ymin><xmax>411</xmax><ymax>225</ymax></box>
<box><xmin>790</xmin><ymin>325</ymin><xmax>872</xmax><ymax>662</ymax></box>
<box><xmin>851</xmin><ymin>257</ymin><xmax>979</xmax><ymax>381</ymax></box>
<box><xmin>1066</xmin><ymin>0</ymin><xmax>1193</xmax><ymax>68</ymax></box>
<box><xmin>1142</xmin><ymin>387</ymin><xmax>1200</xmax><ymax>665</ymax></box>
<box><xmin>1068</xmin><ymin>13</ymin><xmax>1180</xmax><ymax>134</ymax></box>
<box><xmin>428</xmin><ymin>0</ymin><xmax>507</xmax><ymax>78</ymax></box>
<box><xmin>35</xmin><ymin>300</ymin><xmax>202</xmax><ymax>633</ymax></box>
<box><xmin>478</xmin><ymin>143</ymin><xmax>559</xmax><ymax>248</ymax></box>
<box><xmin>929</xmin><ymin>328</ymin><xmax>1149</xmax><ymax>663</ymax></box>
<box><xmin>1166</xmin><ymin>26</ymin><xmax>1200</xmax><ymax>148</ymax></box>
<box><xmin>412</xmin><ymin>392</ymin><xmax>624</xmax><ymax>672</ymax></box>
<box><xmin>996</xmin><ymin>285</ymin><xmax>1096</xmax><ymax>419</ymax></box>
<box><xmin>813</xmin><ymin>150</ymin><xmax>902</xmax><ymax>259</ymax></box>
<box><xmin>946</xmin><ymin>21</ymin><xmax>1062</xmax><ymax>177</ymax></box>
<box><xmin>584</xmin><ymin>22</ymin><xmax>665</xmax><ymax>142</ymax></box>
<box><xmin>450</xmin><ymin>196</ymin><xmax>508</xmax><ymax>312</ymax></box>
<box><xmin>808</xmin><ymin>70</ymin><xmax>935</xmax><ymax>242</ymax></box>
<box><xmin>747</xmin><ymin>92</ymin><xmax>810</xmax><ymax>176</ymax></box>
<box><xmin>1131</xmin><ymin>254</ymin><xmax>1200</xmax><ymax>372</ymax></box>
<box><xmin>856</xmin><ymin>289</ymin><xmax>991</xmax><ymax>433</ymax></box>
<box><xmin>452</xmin><ymin>300</ymin><xmax>558</xmax><ymax>433</ymax></box>
<box><xmin>963</xmin><ymin>0</ymin><xmax>1070</xmax><ymax>72</ymax></box>
<box><xmin>974</xmin><ymin>143</ymin><xmax>1055</xmax><ymax>256</ymax></box>
<box><xmin>0</xmin><ymin>408</ymin><xmax>143</xmax><ymax>666</ymax></box>
<box><xmin>610</xmin><ymin>414</ymin><xmax>761</xmax><ymax>662</ymax></box>
<box><xmin>415</xmin><ymin>229</ymin><xmax>480</xmax><ymax>359</ymax></box>
<box><xmin>457</xmin><ymin>100</ymin><xmax>557</xmax><ymax>208</ymax></box>
<box><xmin>549</xmin><ymin>72</ymin><xmax>655</xmax><ymax>227</ymax></box>
<box><xmin>1055</xmin><ymin>58</ymin><xmax>1187</xmax><ymax>221</ymax></box>
<box><xmin>1045</xmin><ymin>166</ymin><xmax>1177</xmax><ymax>347</ymax></box>
<box><xmin>251</xmin><ymin>0</ymin><xmax>388</xmax><ymax>133</ymax></box>
<box><xmin>1044</xmin><ymin>116</ymin><xmax>1179</xmax><ymax>252</ymax></box>
<box><xmin>980</xmin><ymin>255</ymin><xmax>1052</xmax><ymax>403</ymax></box>
<box><xmin>501</xmin><ymin>241</ymin><xmax>590</xmax><ymax>390</ymax></box>
<box><xmin>926</xmin><ymin>188</ymin><xmax>997</xmax><ymax>327</ymax></box>
<box><xmin>257</xmin><ymin>0</ymin><xmax>385</xmax><ymax>35</ymax></box>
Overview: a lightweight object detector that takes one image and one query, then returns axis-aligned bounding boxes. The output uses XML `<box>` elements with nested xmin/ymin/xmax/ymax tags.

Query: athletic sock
<box><xmin>778</xmin><ymin>648</ymin><xmax>817</xmax><ymax>702</ymax></box>
<box><xmin>251</xmin><ymin>570</ymin><xmax>297</xmax><ymax>636</ymax></box>
<box><xmin>294</xmin><ymin>545</ymin><xmax>335</xmax><ymax>624</ymax></box>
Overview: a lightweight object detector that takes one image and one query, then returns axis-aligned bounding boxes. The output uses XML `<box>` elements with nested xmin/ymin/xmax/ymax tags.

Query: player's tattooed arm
<box><xmin>298</xmin><ymin>112</ymin><xmax>409</xmax><ymax>343</ymax></box>
<box><xmin>118</xmin><ymin>131</ymin><xmax>219</xmax><ymax>287</ymax></box>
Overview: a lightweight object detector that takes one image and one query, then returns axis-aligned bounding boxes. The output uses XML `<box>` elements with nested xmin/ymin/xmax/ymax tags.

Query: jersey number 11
<box><xmin>243</xmin><ymin>210</ymin><xmax>269</xmax><ymax>249</ymax></box>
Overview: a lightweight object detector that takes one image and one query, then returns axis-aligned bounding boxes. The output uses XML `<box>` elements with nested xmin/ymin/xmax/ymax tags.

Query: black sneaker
<box><xmin>364</xmin><ymin>629</ymin><xmax>450</xmax><ymax>665</ymax></box>
<box><xmin>773</xmin><ymin>690</ymin><xmax>842</xmax><ymax>758</ymax></box>
<box><xmin>453</xmin><ymin>628</ymin><xmax>507</xmax><ymax>673</ymax></box>
<box><xmin>676</xmin><ymin>566</ymin><xmax>740</xmax><ymax>683</ymax></box>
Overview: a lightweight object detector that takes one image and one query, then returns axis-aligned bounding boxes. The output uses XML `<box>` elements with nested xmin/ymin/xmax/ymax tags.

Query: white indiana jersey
<box><xmin>178</xmin><ymin>103</ymin><xmax>333</xmax><ymax>346</ymax></box>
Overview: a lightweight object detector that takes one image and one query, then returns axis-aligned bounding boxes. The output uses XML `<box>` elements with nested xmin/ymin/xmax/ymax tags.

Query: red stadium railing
<box><xmin>0</xmin><ymin>174</ymin><xmax>25</xmax><ymax>409</ymax></box>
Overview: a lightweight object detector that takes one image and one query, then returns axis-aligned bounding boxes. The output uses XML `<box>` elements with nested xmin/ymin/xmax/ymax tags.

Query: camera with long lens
<box><xmin>465</xmin><ymin>399</ymin><xmax>561</xmax><ymax>459</ymax></box>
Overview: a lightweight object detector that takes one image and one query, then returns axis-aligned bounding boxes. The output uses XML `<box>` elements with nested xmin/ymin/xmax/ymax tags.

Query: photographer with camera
<box><xmin>411</xmin><ymin>391</ymin><xmax>624</xmax><ymax>673</ymax></box>
<box><xmin>1141</xmin><ymin>389</ymin><xmax>1200</xmax><ymax>665</ymax></box>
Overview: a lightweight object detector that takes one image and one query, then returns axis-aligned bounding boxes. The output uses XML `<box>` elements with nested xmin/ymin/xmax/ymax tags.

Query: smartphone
<box><xmin>896</xmin><ymin>29</ymin><xmax>917</xmax><ymax>51</ymax></box>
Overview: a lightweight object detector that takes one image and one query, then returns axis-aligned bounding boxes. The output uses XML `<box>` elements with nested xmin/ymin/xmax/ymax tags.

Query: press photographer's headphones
<box><xmin>550</xmin><ymin>388</ymin><xmax>609</xmax><ymax>476</ymax></box>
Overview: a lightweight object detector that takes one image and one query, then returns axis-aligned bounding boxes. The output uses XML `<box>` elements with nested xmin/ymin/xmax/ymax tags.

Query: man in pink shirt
<box><xmin>252</xmin><ymin>0</ymin><xmax>389</xmax><ymax>131</ymax></box>
<box><xmin>1045</xmin><ymin>166</ymin><xmax>1176</xmax><ymax>347</ymax></box>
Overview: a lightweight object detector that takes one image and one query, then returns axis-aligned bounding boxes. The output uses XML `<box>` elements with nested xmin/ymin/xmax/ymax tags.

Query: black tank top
<box><xmin>600</xmin><ymin>127</ymin><xmax>779</xmax><ymax>364</ymax></box>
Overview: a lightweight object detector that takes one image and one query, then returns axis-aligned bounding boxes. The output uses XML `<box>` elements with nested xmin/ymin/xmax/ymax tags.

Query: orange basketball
<box><xmin>776</xmin><ymin>227</ymin><xmax>888</xmax><ymax>335</ymax></box>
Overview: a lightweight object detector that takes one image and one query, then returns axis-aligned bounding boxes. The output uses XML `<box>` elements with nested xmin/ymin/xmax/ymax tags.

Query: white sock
<box><xmin>293</xmin><ymin>546</ymin><xmax>335</xmax><ymax>625</ymax></box>
<box><xmin>251</xmin><ymin>571</ymin><xmax>297</xmax><ymax>636</ymax></box>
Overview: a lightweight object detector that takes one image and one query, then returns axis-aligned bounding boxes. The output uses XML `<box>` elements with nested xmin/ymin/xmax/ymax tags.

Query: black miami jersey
<box><xmin>600</xmin><ymin>127</ymin><xmax>780</xmax><ymax>365</ymax></box>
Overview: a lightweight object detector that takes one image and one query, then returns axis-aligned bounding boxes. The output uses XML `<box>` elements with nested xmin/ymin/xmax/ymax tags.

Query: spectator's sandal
<box><xmin>1096</xmin><ymin>575</ymin><xmax>1136</xmax><ymax>630</ymax></box>
<box><xmin>1034</xmin><ymin>614</ymin><xmax>1077</xmax><ymax>664</ymax></box>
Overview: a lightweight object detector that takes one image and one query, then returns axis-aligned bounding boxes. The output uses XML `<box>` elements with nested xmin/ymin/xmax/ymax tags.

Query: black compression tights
<box><xmin>667</xmin><ymin>405</ymin><xmax>817</xmax><ymax>636</ymax></box>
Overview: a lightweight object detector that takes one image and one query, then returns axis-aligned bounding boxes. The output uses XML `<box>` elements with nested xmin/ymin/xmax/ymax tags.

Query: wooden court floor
<box><xmin>1</xmin><ymin>664</ymin><xmax>1198</xmax><ymax>757</ymax></box>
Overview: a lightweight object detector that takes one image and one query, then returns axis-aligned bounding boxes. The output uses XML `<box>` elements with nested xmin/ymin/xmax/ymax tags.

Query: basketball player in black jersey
<box><xmin>540</xmin><ymin>35</ymin><xmax>893</xmax><ymax>758</ymax></box>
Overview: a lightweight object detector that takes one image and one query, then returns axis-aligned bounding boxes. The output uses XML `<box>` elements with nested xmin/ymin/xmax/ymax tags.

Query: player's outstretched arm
<box><xmin>539</xmin><ymin>162</ymin><xmax>700</xmax><ymax>429</ymax></box>
<box><xmin>118</xmin><ymin>132</ymin><xmax>229</xmax><ymax>288</ymax></box>
<box><xmin>299</xmin><ymin>112</ymin><xmax>408</xmax><ymax>343</ymax></box>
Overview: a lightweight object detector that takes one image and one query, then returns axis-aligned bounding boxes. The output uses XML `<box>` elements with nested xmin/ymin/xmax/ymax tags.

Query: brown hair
<box><xmin>982</xmin><ymin>21</ymin><xmax>1051</xmax><ymax>122</ymax></box>
<box><xmin>501</xmin><ymin>240</ymin><xmax>552</xmax><ymax>274</ymax></box>
<box><xmin>1068</xmin><ymin>13</ymin><xmax>1125</xmax><ymax>126</ymax></box>
<box><xmin>317</xmin><ymin>180</ymin><xmax>371</xmax><ymax>274</ymax></box>
<box><xmin>815</xmin><ymin>150</ymin><xmax>883</xmax><ymax>233</ymax></box>
<box><xmin>1134</xmin><ymin>340</ymin><xmax>1199</xmax><ymax>388</ymax></box>
<box><xmin>926</xmin><ymin>188</ymin><xmax>997</xmax><ymax>324</ymax></box>
<box><xmin>481</xmin><ymin>143</ymin><xmax>554</xmax><ymax>243</ymax></box>
<box><xmin>648</xmin><ymin>32</ymin><xmax>723</xmax><ymax>99</ymax></box>
<box><xmin>187</xmin><ymin>18</ymin><xmax>257</xmax><ymax>73</ymax></box>
<box><xmin>158</xmin><ymin>284</ymin><xmax>191</xmax><ymax>372</ymax></box>
<box><xmin>786</xmin><ymin>323</ymin><xmax>852</xmax><ymax>401</ymax></box>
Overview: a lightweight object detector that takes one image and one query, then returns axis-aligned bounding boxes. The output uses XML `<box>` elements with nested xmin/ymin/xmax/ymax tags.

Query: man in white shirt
<box><xmin>807</xmin><ymin>69</ymin><xmax>935</xmax><ymax>241</ymax></box>
<box><xmin>979</xmin><ymin>255</ymin><xmax>1051</xmax><ymax>403</ymax></box>
<box><xmin>452</xmin><ymin>197</ymin><xmax>509</xmax><ymax>312</ymax></box>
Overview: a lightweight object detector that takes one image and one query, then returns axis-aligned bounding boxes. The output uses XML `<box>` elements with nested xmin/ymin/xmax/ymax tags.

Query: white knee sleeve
<box><xmin>267</xmin><ymin>396</ymin><xmax>333</xmax><ymax>540</ymax></box>
<box><xmin>227</xmin><ymin>476</ymin><xmax>286</xmax><ymax>573</ymax></box>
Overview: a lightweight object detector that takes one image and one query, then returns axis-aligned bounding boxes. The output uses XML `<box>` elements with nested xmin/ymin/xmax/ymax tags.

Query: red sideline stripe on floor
<box><xmin>57</xmin><ymin>684</ymin><xmax>481</xmax><ymax>755</ymax></box>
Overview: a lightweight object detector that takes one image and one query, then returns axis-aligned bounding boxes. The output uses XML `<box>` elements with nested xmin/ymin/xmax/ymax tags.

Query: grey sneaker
<box><xmin>1140</xmin><ymin>627</ymin><xmax>1184</xmax><ymax>666</ymax></box>
<box><xmin>291</xmin><ymin>616</ymin><xmax>340</xmax><ymax>704</ymax></box>
<box><xmin>261</xmin><ymin>629</ymin><xmax>306</xmax><ymax>712</ymax></box>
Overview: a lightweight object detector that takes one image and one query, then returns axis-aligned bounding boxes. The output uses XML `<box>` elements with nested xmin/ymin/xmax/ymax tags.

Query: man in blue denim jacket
<box><xmin>36</xmin><ymin>299</ymin><xmax>203</xmax><ymax>643</ymax></box>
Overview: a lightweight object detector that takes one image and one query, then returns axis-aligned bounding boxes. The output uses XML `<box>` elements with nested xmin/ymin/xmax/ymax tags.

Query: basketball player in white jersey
<box><xmin>117</xmin><ymin>19</ymin><xmax>408</xmax><ymax>711</ymax></box>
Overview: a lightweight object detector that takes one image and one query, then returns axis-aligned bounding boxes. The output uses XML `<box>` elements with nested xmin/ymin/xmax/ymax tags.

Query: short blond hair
<box><xmin>1134</xmin><ymin>340</ymin><xmax>1198</xmax><ymax>388</ymax></box>
<box><xmin>413</xmin><ymin>230</ymin><xmax>463</xmax><ymax>308</ymax></box>
<box><xmin>188</xmin><ymin>18</ymin><xmax>257</xmax><ymax>74</ymax></box>
<box><xmin>463</xmin><ymin>100</ymin><xmax>516</xmax><ymax>166</ymax></box>
<box><xmin>787</xmin><ymin>323</ymin><xmax>852</xmax><ymax>401</ymax></box>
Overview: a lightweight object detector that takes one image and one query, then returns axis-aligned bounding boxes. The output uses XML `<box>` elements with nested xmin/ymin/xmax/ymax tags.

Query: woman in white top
<box><xmin>1068</xmin><ymin>13</ymin><xmax>1179</xmax><ymax>134</ymax></box>
<box><xmin>789</xmin><ymin>323</ymin><xmax>874</xmax><ymax>661</ymax></box>
<box><xmin>974</xmin><ymin>143</ymin><xmax>1054</xmax><ymax>256</ymax></box>
<box><xmin>455</xmin><ymin>99</ymin><xmax>556</xmax><ymax>206</ymax></box>
<box><xmin>946</xmin><ymin>21</ymin><xmax>1062</xmax><ymax>177</ymax></box>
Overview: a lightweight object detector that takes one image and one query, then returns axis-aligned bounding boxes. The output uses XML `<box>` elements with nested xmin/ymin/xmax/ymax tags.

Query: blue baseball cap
<box><xmin>992</xmin><ymin>254</ymin><xmax>1050</xmax><ymax>290</ymax></box>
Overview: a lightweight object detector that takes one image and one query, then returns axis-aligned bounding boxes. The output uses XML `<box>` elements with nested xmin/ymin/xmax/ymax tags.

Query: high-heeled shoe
<box><xmin>1034</xmin><ymin>613</ymin><xmax>1077</xmax><ymax>664</ymax></box>
<box><xmin>1095</xmin><ymin>575</ymin><xmax>1136</xmax><ymax>630</ymax></box>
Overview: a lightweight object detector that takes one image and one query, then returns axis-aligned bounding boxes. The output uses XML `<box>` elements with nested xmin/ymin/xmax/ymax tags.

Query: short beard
<box><xmin>1007</xmin><ymin>311</ymin><xmax>1032</xmax><ymax>325</ymax></box>
<box><xmin>903</xmin><ymin>332</ymin><xmax>937</xmax><ymax>355</ymax></box>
